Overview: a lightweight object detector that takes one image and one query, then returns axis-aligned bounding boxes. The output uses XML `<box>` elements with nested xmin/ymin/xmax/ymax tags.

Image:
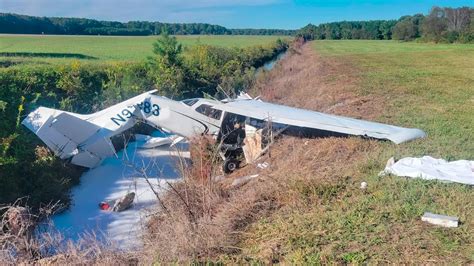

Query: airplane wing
<box><xmin>213</xmin><ymin>99</ymin><xmax>426</xmax><ymax>144</ymax></box>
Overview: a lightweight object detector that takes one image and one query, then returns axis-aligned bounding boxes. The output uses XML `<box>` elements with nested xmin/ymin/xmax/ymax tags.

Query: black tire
<box><xmin>223</xmin><ymin>158</ymin><xmax>239</xmax><ymax>174</ymax></box>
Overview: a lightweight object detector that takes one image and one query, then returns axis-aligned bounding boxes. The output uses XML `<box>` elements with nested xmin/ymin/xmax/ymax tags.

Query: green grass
<box><xmin>238</xmin><ymin>40</ymin><xmax>474</xmax><ymax>263</ymax></box>
<box><xmin>0</xmin><ymin>34</ymin><xmax>288</xmax><ymax>64</ymax></box>
<box><xmin>313</xmin><ymin>40</ymin><xmax>474</xmax><ymax>56</ymax></box>
<box><xmin>314</xmin><ymin>40</ymin><xmax>474</xmax><ymax>160</ymax></box>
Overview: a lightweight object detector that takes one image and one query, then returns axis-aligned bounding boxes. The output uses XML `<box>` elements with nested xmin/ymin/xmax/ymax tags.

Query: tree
<box><xmin>459</xmin><ymin>11</ymin><xmax>474</xmax><ymax>42</ymax></box>
<box><xmin>445</xmin><ymin>7</ymin><xmax>471</xmax><ymax>32</ymax></box>
<box><xmin>147</xmin><ymin>33</ymin><xmax>186</xmax><ymax>97</ymax></box>
<box><xmin>393</xmin><ymin>15</ymin><xmax>424</xmax><ymax>41</ymax></box>
<box><xmin>151</xmin><ymin>32</ymin><xmax>183</xmax><ymax>67</ymax></box>
<box><xmin>422</xmin><ymin>6</ymin><xmax>448</xmax><ymax>42</ymax></box>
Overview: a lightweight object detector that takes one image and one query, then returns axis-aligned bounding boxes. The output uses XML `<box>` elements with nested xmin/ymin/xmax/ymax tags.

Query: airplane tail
<box><xmin>22</xmin><ymin>107</ymin><xmax>114</xmax><ymax>168</ymax></box>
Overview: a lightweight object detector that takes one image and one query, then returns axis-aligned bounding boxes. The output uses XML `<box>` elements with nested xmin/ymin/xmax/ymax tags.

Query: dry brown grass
<box><xmin>0</xmin><ymin>201</ymin><xmax>139</xmax><ymax>265</ymax></box>
<box><xmin>143</xmin><ymin>136</ymin><xmax>280</xmax><ymax>263</ymax></box>
<box><xmin>253</xmin><ymin>42</ymin><xmax>385</xmax><ymax>121</ymax></box>
<box><xmin>141</xmin><ymin>42</ymin><xmax>386</xmax><ymax>263</ymax></box>
<box><xmin>144</xmin><ymin>135</ymin><xmax>381</xmax><ymax>263</ymax></box>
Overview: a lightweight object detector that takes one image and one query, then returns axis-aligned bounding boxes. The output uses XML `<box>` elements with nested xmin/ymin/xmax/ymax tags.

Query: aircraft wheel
<box><xmin>223</xmin><ymin>158</ymin><xmax>239</xmax><ymax>174</ymax></box>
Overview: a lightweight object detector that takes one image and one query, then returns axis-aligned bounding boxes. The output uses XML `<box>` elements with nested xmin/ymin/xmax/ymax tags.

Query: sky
<box><xmin>0</xmin><ymin>0</ymin><xmax>472</xmax><ymax>29</ymax></box>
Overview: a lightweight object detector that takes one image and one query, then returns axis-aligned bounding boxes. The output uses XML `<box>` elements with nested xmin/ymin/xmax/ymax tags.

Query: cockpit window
<box><xmin>195</xmin><ymin>104</ymin><xmax>222</xmax><ymax>120</ymax></box>
<box><xmin>182</xmin><ymin>99</ymin><xmax>199</xmax><ymax>106</ymax></box>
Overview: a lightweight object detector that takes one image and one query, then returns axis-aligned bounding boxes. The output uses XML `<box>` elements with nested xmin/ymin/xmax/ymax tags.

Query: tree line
<box><xmin>0</xmin><ymin>13</ymin><xmax>295</xmax><ymax>36</ymax></box>
<box><xmin>297</xmin><ymin>6</ymin><xmax>473</xmax><ymax>43</ymax></box>
<box><xmin>2</xmin><ymin>7</ymin><xmax>472</xmax><ymax>42</ymax></box>
<box><xmin>298</xmin><ymin>20</ymin><xmax>397</xmax><ymax>40</ymax></box>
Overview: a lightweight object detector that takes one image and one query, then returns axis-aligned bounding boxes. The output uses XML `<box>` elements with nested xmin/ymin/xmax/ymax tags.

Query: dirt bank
<box><xmin>253</xmin><ymin>43</ymin><xmax>385</xmax><ymax>121</ymax></box>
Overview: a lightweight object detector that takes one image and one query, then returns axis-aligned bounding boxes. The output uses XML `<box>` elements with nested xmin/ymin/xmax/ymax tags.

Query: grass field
<box><xmin>314</xmin><ymin>40</ymin><xmax>474</xmax><ymax>56</ymax></box>
<box><xmin>0</xmin><ymin>34</ymin><xmax>288</xmax><ymax>64</ymax></box>
<box><xmin>313</xmin><ymin>40</ymin><xmax>474</xmax><ymax>160</ymax></box>
<box><xmin>234</xmin><ymin>40</ymin><xmax>474</xmax><ymax>263</ymax></box>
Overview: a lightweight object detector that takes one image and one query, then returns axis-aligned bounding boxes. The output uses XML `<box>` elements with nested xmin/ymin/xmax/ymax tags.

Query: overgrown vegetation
<box><xmin>0</xmin><ymin>200</ymin><xmax>137</xmax><ymax>264</ymax></box>
<box><xmin>0</xmin><ymin>34</ymin><xmax>288</xmax><ymax>211</ymax></box>
<box><xmin>298</xmin><ymin>6</ymin><xmax>473</xmax><ymax>43</ymax></box>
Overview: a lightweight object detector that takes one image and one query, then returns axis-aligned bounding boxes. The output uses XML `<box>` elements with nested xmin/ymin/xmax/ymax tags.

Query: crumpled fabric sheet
<box><xmin>384</xmin><ymin>156</ymin><xmax>474</xmax><ymax>185</ymax></box>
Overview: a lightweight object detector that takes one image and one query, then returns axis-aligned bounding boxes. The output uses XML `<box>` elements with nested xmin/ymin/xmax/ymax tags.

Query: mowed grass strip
<box><xmin>236</xmin><ymin>41</ymin><xmax>474</xmax><ymax>264</ymax></box>
<box><xmin>0</xmin><ymin>34</ymin><xmax>289</xmax><ymax>64</ymax></box>
<box><xmin>313</xmin><ymin>40</ymin><xmax>474</xmax><ymax>160</ymax></box>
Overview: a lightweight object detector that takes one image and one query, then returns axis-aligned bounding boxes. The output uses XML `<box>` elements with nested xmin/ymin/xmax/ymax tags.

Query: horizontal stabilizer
<box><xmin>52</xmin><ymin>112</ymin><xmax>101</xmax><ymax>144</ymax></box>
<box><xmin>22</xmin><ymin>107</ymin><xmax>113</xmax><ymax>168</ymax></box>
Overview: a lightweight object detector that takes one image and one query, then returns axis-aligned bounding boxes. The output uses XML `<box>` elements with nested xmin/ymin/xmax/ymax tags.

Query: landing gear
<box><xmin>219</xmin><ymin>143</ymin><xmax>243</xmax><ymax>174</ymax></box>
<box><xmin>223</xmin><ymin>158</ymin><xmax>240</xmax><ymax>174</ymax></box>
<box><xmin>218</xmin><ymin>113</ymin><xmax>247</xmax><ymax>174</ymax></box>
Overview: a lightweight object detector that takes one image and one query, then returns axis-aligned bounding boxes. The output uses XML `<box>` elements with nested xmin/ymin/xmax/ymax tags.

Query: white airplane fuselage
<box><xmin>23</xmin><ymin>90</ymin><xmax>426</xmax><ymax>169</ymax></box>
<box><xmin>128</xmin><ymin>95</ymin><xmax>222</xmax><ymax>138</ymax></box>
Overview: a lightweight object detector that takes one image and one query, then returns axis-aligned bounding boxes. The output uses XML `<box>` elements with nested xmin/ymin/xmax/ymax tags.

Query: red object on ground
<box><xmin>99</xmin><ymin>202</ymin><xmax>110</xmax><ymax>211</ymax></box>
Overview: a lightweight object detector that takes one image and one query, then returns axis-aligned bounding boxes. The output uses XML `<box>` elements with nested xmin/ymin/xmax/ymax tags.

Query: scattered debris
<box><xmin>52</xmin><ymin>143</ymin><xmax>187</xmax><ymax>250</ymax></box>
<box><xmin>379</xmin><ymin>157</ymin><xmax>395</xmax><ymax>176</ymax></box>
<box><xmin>99</xmin><ymin>192</ymin><xmax>136</xmax><ymax>212</ymax></box>
<box><xmin>231</xmin><ymin>174</ymin><xmax>259</xmax><ymax>188</ymax></box>
<box><xmin>386</xmin><ymin>157</ymin><xmax>395</xmax><ymax>168</ymax></box>
<box><xmin>99</xmin><ymin>201</ymin><xmax>111</xmax><ymax>211</ymax></box>
<box><xmin>421</xmin><ymin>212</ymin><xmax>459</xmax><ymax>228</ymax></box>
<box><xmin>257</xmin><ymin>162</ymin><xmax>269</xmax><ymax>169</ymax></box>
<box><xmin>360</xmin><ymin>181</ymin><xmax>368</xmax><ymax>190</ymax></box>
<box><xmin>135</xmin><ymin>134</ymin><xmax>173</xmax><ymax>149</ymax></box>
<box><xmin>383</xmin><ymin>156</ymin><xmax>474</xmax><ymax>185</ymax></box>
<box><xmin>112</xmin><ymin>192</ymin><xmax>136</xmax><ymax>212</ymax></box>
<box><xmin>242</xmin><ymin>125</ymin><xmax>263</xmax><ymax>164</ymax></box>
<box><xmin>211</xmin><ymin>175</ymin><xmax>226</xmax><ymax>182</ymax></box>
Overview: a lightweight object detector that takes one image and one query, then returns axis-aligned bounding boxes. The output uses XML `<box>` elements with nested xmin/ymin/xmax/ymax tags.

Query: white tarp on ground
<box><xmin>51</xmin><ymin>136</ymin><xmax>189</xmax><ymax>250</ymax></box>
<box><xmin>384</xmin><ymin>156</ymin><xmax>474</xmax><ymax>185</ymax></box>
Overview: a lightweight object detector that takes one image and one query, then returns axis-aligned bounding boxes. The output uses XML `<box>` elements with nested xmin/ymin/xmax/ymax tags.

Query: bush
<box><xmin>0</xmin><ymin>62</ymin><xmax>152</xmax><ymax>210</ymax></box>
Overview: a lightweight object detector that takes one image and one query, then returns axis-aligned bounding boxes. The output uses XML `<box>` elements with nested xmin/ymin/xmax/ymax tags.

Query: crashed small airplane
<box><xmin>22</xmin><ymin>90</ymin><xmax>426</xmax><ymax>172</ymax></box>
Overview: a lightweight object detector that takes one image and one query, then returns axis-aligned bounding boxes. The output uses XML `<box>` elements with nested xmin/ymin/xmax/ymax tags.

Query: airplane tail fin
<box><xmin>22</xmin><ymin>107</ymin><xmax>114</xmax><ymax>168</ymax></box>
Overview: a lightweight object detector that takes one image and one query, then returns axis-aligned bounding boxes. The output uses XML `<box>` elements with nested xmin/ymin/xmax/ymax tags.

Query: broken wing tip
<box><xmin>392</xmin><ymin>128</ymin><xmax>427</xmax><ymax>144</ymax></box>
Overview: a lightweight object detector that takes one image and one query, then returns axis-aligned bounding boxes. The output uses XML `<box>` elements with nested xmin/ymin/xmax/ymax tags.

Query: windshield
<box><xmin>195</xmin><ymin>104</ymin><xmax>222</xmax><ymax>120</ymax></box>
<box><xmin>182</xmin><ymin>99</ymin><xmax>199</xmax><ymax>106</ymax></box>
